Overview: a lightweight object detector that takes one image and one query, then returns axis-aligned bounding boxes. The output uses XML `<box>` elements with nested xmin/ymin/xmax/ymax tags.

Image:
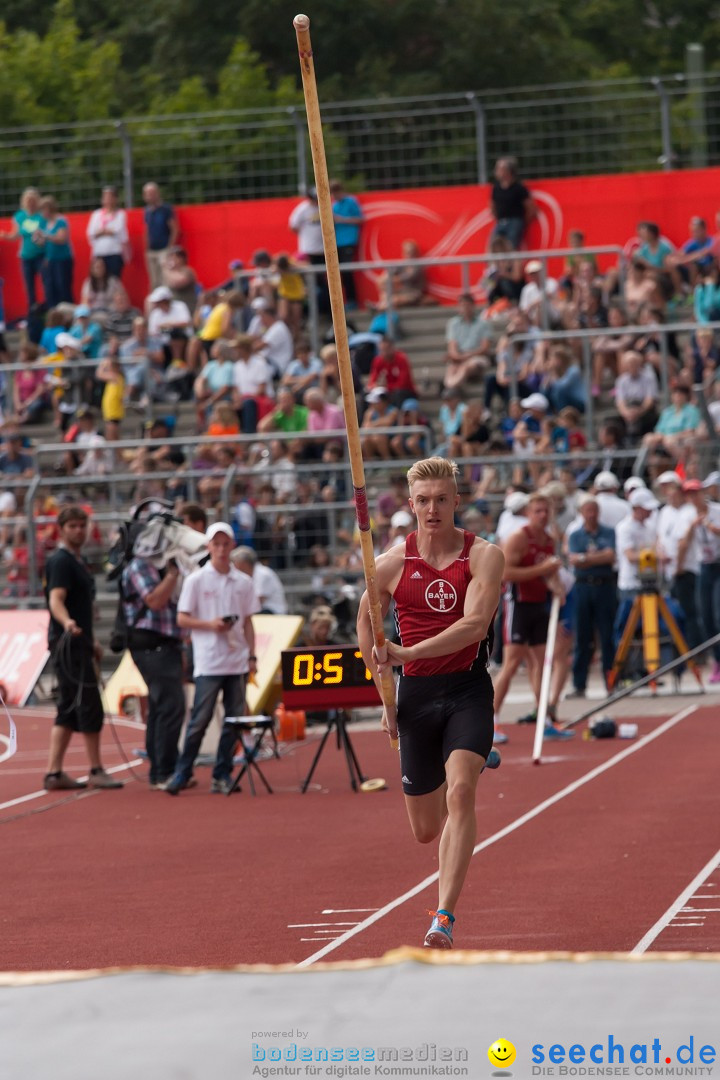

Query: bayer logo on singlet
<box><xmin>425</xmin><ymin>579</ymin><xmax>457</xmax><ymax>612</ymax></box>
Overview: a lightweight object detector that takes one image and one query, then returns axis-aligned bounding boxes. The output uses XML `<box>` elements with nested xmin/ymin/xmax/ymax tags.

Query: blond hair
<box><xmin>407</xmin><ymin>456</ymin><xmax>459</xmax><ymax>489</ymax></box>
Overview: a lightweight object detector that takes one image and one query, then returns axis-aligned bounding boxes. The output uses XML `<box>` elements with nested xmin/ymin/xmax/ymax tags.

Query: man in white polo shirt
<box><xmin>615</xmin><ymin>487</ymin><xmax>659</xmax><ymax>601</ymax></box>
<box><xmin>166</xmin><ymin>522</ymin><xmax>260</xmax><ymax>795</ymax></box>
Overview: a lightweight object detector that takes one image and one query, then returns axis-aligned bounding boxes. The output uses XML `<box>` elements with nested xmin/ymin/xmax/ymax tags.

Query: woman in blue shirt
<box><xmin>39</xmin><ymin>195</ymin><xmax>74</xmax><ymax>307</ymax></box>
<box><xmin>0</xmin><ymin>187</ymin><xmax>46</xmax><ymax>313</ymax></box>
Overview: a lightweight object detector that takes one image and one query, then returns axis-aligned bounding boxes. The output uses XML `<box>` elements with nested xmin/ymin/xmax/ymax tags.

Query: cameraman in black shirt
<box><xmin>44</xmin><ymin>504</ymin><xmax>122</xmax><ymax>791</ymax></box>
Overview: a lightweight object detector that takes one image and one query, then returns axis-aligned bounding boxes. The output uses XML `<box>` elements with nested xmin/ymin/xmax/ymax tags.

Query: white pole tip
<box><xmin>294</xmin><ymin>14</ymin><xmax>310</xmax><ymax>30</ymax></box>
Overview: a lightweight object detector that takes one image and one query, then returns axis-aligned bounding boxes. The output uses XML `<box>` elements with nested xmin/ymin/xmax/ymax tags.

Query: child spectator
<box><xmin>96</xmin><ymin>356</ymin><xmax>125</xmax><ymax>441</ymax></box>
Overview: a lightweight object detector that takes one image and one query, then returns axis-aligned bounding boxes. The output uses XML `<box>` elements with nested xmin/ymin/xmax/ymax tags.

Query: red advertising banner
<box><xmin>2</xmin><ymin>167</ymin><xmax>719</xmax><ymax>321</ymax></box>
<box><xmin>0</xmin><ymin>610</ymin><xmax>50</xmax><ymax>706</ymax></box>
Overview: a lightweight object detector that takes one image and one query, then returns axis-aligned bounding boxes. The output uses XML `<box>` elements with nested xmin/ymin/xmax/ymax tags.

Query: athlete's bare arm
<box><xmin>385</xmin><ymin>538</ymin><xmax>505</xmax><ymax>665</ymax></box>
<box><xmin>502</xmin><ymin>528</ymin><xmax>561</xmax><ymax>582</ymax></box>
<box><xmin>356</xmin><ymin>543</ymin><xmax>406</xmax><ymax>696</ymax></box>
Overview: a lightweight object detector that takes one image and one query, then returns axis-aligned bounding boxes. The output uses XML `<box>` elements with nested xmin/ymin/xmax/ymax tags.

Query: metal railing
<box><xmin>1</xmin><ymin>71</ymin><xmax>719</xmax><ymax>212</ymax></box>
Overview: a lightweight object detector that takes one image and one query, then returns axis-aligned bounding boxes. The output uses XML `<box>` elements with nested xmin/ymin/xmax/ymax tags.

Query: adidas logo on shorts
<box><xmin>402</xmin><ymin>775</ymin><xmax>412</xmax><ymax>784</ymax></box>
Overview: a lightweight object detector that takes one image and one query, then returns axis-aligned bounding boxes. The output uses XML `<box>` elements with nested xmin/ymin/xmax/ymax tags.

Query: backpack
<box><xmin>106</xmin><ymin>498</ymin><xmax>177</xmax><ymax>653</ymax></box>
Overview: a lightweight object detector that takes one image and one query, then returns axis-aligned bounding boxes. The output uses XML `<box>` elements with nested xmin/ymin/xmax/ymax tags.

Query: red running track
<box><xmin>1</xmin><ymin>702</ymin><xmax>718</xmax><ymax>970</ymax></box>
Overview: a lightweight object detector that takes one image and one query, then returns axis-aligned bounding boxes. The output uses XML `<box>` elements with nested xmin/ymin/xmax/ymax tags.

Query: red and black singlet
<box><xmin>392</xmin><ymin>529</ymin><xmax>491</xmax><ymax>676</ymax></box>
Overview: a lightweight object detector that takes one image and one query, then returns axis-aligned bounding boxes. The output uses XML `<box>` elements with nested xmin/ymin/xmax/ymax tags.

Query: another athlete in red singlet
<box><xmin>357</xmin><ymin>457</ymin><xmax>504</xmax><ymax>951</ymax></box>
<box><xmin>492</xmin><ymin>492</ymin><xmax>563</xmax><ymax>737</ymax></box>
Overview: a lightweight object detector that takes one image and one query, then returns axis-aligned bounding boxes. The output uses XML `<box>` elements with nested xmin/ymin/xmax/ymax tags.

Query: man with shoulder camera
<box><xmin>122</xmin><ymin>540</ymin><xmax>186</xmax><ymax>790</ymax></box>
<box><xmin>166</xmin><ymin>523</ymin><xmax>260</xmax><ymax>795</ymax></box>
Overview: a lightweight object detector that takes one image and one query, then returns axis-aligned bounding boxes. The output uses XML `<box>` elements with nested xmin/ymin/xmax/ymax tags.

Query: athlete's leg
<box><xmin>549</xmin><ymin>627</ymin><xmax>573</xmax><ymax>709</ymax></box>
<box><xmin>403</xmin><ymin>783</ymin><xmax>448</xmax><ymax>845</ymax></box>
<box><xmin>437</xmin><ymin>748</ymin><xmax>486</xmax><ymax>915</ymax></box>
<box><xmin>526</xmin><ymin>643</ymin><xmax>547</xmax><ymax>701</ymax></box>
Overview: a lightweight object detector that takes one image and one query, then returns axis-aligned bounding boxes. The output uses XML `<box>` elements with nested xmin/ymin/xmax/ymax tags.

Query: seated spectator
<box><xmin>360</xmin><ymin>387</ymin><xmax>399</xmax><ymax>460</ymax></box>
<box><xmin>12</xmin><ymin>343</ymin><xmax>50</xmax><ymax>425</ymax></box>
<box><xmin>519</xmin><ymin>260</ymin><xmax>560</xmax><ymax>325</ymax></box>
<box><xmin>187</xmin><ymin>288</ymin><xmax>244</xmax><ymax>370</ymax></box>
<box><xmin>249</xmin><ymin>299</ymin><xmax>295</xmax><ymax>380</ymax></box>
<box><xmin>231</xmin><ymin>333</ymin><xmax>273</xmax><ymax>435</ymax></box>
<box><xmin>485</xmin><ymin>309</ymin><xmax>535</xmax><ymax>411</ymax></box>
<box><xmin>319</xmin><ymin>342</ymin><xmax>363</xmax><ymax>401</ymax></box>
<box><xmin>206</xmin><ymin>401</ymin><xmax>240</xmax><ymax>438</ymax></box>
<box><xmin>274</xmin><ymin>253</ymin><xmax>307</xmax><ymax>334</ymax></box>
<box><xmin>668</xmin><ymin>216</ymin><xmax>715</xmax><ymax>288</ymax></box>
<box><xmin>95</xmin><ymin>355</ymin><xmax>125</xmax><ymax>441</ymax></box>
<box><xmin>0</xmin><ymin>429</ymin><xmax>35</xmax><ymax>479</ymax></box>
<box><xmin>252</xmin><ymin>439</ymin><xmax>298</xmax><ymax>503</ymax></box>
<box><xmin>70</xmin><ymin>304</ymin><xmax>103</xmax><ymax>360</ymax></box>
<box><xmin>80</xmin><ymin>256</ymin><xmax>128</xmax><ymax>325</ymax></box>
<box><xmin>591</xmin><ymin>299</ymin><xmax>636</xmax><ymax>397</ymax></box>
<box><xmin>575</xmin><ymin>420</ymin><xmax>632</xmax><ymax>489</ymax></box>
<box><xmin>367</xmin><ymin>335</ymin><xmax>417</xmax><ymax>405</ymax></box>
<box><xmin>482</xmin><ymin>234</ymin><xmax>524</xmax><ymax>305</ymax></box>
<box><xmin>193</xmin><ymin>339</ymin><xmax>235</xmax><ymax>431</ymax></box>
<box><xmin>518</xmin><ymin>391</ymin><xmax>550</xmax><ymax>435</ymax></box>
<box><xmin>257</xmin><ymin>386</ymin><xmax>309</xmax><ymax>437</ymax></box>
<box><xmin>63</xmin><ymin>405</ymin><xmax>112</xmax><ymax>476</ymax></box>
<box><xmin>634</xmin><ymin>221</ymin><xmax>674</xmax><ymax>271</ymax></box>
<box><xmin>615</xmin><ymin>348</ymin><xmax>659</xmax><ymax>440</ymax></box>
<box><xmin>561</xmin><ymin>228</ymin><xmax>598</xmax><ymax>290</ymax></box>
<box><xmin>443</xmin><ymin>293</ymin><xmax>494</xmax><ymax>389</ymax></box>
<box><xmin>301</xmin><ymin>605</ymin><xmax>342</xmax><ymax>647</ymax></box>
<box><xmin>623</xmin><ymin>257</ymin><xmax>657</xmax><ymax>320</ymax></box>
<box><xmin>103</xmin><ymin>288</ymin><xmax>140</xmax><ymax>340</ymax></box>
<box><xmin>643</xmin><ymin>383</ymin><xmax>701</xmax><ymax>462</ymax></box>
<box><xmin>281</xmin><ymin>338</ymin><xmax>324</xmax><ymax>401</ymax></box>
<box><xmin>119</xmin><ymin>316</ymin><xmax>165</xmax><ymax>404</ymax></box>
<box><xmin>39</xmin><ymin>309</ymin><xmax>68</xmax><ymax>355</ymax></box>
<box><xmin>435</xmin><ymin>387</ymin><xmax>467</xmax><ymax>457</ymax></box>
<box><xmin>684</xmin><ymin>327</ymin><xmax>720</xmax><ymax>386</ymax></box>
<box><xmin>694</xmin><ymin>260</ymin><xmax>720</xmax><ymax>325</ymax></box>
<box><xmin>372</xmin><ymin>239</ymin><xmax>428</xmax><ymax>310</ymax></box>
<box><xmin>551</xmin><ymin>406</ymin><xmax>587</xmax><ymax>455</ymax></box>
<box><xmin>162</xmin><ymin>247</ymin><xmax>199</xmax><ymax>314</ymax></box>
<box><xmin>389</xmin><ymin>397</ymin><xmax>429</xmax><ymax>459</ymax></box>
<box><xmin>541</xmin><ymin>344</ymin><xmax>587</xmax><ymax>414</ymax></box>
<box><xmin>147</xmin><ymin>285</ymin><xmax>192</xmax><ymax>362</ymax></box>
<box><xmin>304</xmin><ymin>387</ymin><xmax>345</xmax><ymax>448</ymax></box>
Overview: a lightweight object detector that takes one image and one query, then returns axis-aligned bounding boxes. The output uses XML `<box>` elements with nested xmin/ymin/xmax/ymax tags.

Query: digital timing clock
<box><xmin>280</xmin><ymin>646</ymin><xmax>381</xmax><ymax>708</ymax></box>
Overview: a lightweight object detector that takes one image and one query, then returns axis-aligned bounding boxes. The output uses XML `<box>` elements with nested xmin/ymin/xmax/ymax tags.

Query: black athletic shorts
<box><xmin>52</xmin><ymin>638</ymin><xmax>104</xmax><ymax>734</ymax></box>
<box><xmin>503</xmin><ymin>598</ymin><xmax>550</xmax><ymax>647</ymax></box>
<box><xmin>396</xmin><ymin>664</ymin><xmax>494</xmax><ymax>796</ymax></box>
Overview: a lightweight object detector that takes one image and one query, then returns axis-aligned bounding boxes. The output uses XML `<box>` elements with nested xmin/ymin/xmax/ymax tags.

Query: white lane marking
<box><xmin>0</xmin><ymin>759</ymin><xmax>143</xmax><ymax>813</ymax></box>
<box><xmin>321</xmin><ymin>908</ymin><xmax>378</xmax><ymax>914</ymax></box>
<box><xmin>631</xmin><ymin>847</ymin><xmax>720</xmax><ymax>955</ymax></box>
<box><xmin>287</xmin><ymin>923</ymin><xmax>359</xmax><ymax>928</ymax></box>
<box><xmin>298</xmin><ymin>704</ymin><xmax>698</xmax><ymax>968</ymax></box>
<box><xmin>0</xmin><ymin>734</ymin><xmax>13</xmax><ymax>765</ymax></box>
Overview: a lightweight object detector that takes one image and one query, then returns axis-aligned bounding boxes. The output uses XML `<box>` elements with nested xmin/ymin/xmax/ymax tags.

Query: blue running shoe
<box><xmin>543</xmin><ymin>723</ymin><xmax>574</xmax><ymax>740</ymax></box>
<box><xmin>493</xmin><ymin>730</ymin><xmax>508</xmax><ymax>745</ymax></box>
<box><xmin>424</xmin><ymin>910</ymin><xmax>454</xmax><ymax>949</ymax></box>
<box><xmin>484</xmin><ymin>748</ymin><xmax>501</xmax><ymax>771</ymax></box>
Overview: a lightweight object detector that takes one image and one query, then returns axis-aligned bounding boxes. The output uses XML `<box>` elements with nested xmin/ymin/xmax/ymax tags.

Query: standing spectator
<box><xmin>142</xmin><ymin>181</ymin><xmax>178</xmax><ymax>289</ymax></box>
<box><xmin>166</xmin><ymin>523</ymin><xmax>260</xmax><ymax>795</ymax></box>
<box><xmin>443</xmin><ymin>293</ymin><xmax>494</xmax><ymax>390</ymax></box>
<box><xmin>121</xmin><ymin>539</ymin><xmax>187</xmax><ymax>790</ymax></box>
<box><xmin>615</xmin><ymin>488</ymin><xmax>659</xmax><ymax>602</ymax></box>
<box><xmin>232</xmin><ymin>545</ymin><xmax>288</xmax><ymax>614</ymax></box>
<box><xmin>330</xmin><ymin>178</ymin><xmax>364</xmax><ymax>308</ymax></box>
<box><xmin>683</xmin><ymin>479</ymin><xmax>720</xmax><ymax>682</ymax></box>
<box><xmin>567</xmin><ymin>494</ymin><xmax>617</xmax><ymax>697</ymax></box>
<box><xmin>0</xmin><ymin>187</ymin><xmax>46</xmax><ymax>315</ymax></box>
<box><xmin>367</xmin><ymin>335</ymin><xmax>418</xmax><ymax>404</ymax></box>
<box><xmin>38</xmin><ymin>195</ymin><xmax>74</xmax><ymax>307</ymax></box>
<box><xmin>489</xmin><ymin>157</ymin><xmax>536</xmax><ymax>251</ymax></box>
<box><xmin>656</xmin><ymin>471</ymin><xmax>702</xmax><ymax>651</ymax></box>
<box><xmin>289</xmin><ymin>186</ymin><xmax>328</xmax><ymax>313</ymax></box>
<box><xmin>43</xmin><ymin>505</ymin><xmax>123</xmax><ymax>790</ymax></box>
<box><xmin>86</xmin><ymin>185</ymin><xmax>130</xmax><ymax>280</ymax></box>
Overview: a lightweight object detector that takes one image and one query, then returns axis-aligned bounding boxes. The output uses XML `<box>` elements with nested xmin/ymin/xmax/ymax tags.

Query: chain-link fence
<box><xmin>0</xmin><ymin>73</ymin><xmax>719</xmax><ymax>213</ymax></box>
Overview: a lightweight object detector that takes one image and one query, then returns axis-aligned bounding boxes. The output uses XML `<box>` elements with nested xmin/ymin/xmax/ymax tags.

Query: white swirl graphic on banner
<box><xmin>359</xmin><ymin>189</ymin><xmax>565</xmax><ymax>303</ymax></box>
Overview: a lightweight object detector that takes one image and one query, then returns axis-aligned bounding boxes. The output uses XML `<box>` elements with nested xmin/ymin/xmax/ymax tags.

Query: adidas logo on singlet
<box><xmin>410</xmin><ymin>571</ymin><xmax>422</xmax><ymax>579</ymax></box>
<box><xmin>402</xmin><ymin>775</ymin><xmax>411</xmax><ymax>784</ymax></box>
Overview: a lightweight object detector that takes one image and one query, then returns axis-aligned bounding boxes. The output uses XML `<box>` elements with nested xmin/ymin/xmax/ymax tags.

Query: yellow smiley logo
<box><xmin>488</xmin><ymin>1039</ymin><xmax>516</xmax><ymax>1069</ymax></box>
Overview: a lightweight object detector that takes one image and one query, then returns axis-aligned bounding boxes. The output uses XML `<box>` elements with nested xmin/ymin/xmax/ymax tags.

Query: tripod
<box><xmin>301</xmin><ymin>710</ymin><xmax>368</xmax><ymax>793</ymax></box>
<box><xmin>608</xmin><ymin>580</ymin><xmax>703</xmax><ymax>691</ymax></box>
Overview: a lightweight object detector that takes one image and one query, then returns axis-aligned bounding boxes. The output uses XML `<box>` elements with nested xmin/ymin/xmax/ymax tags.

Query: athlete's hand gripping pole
<box><xmin>293</xmin><ymin>14</ymin><xmax>397</xmax><ymax>746</ymax></box>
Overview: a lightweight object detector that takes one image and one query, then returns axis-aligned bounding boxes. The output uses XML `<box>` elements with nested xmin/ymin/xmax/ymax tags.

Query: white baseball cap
<box><xmin>55</xmin><ymin>332</ymin><xmax>82</xmax><ymax>350</ymax></box>
<box><xmin>504</xmin><ymin>491</ymin><xmax>530</xmax><ymax>514</ymax></box>
<box><xmin>525</xmin><ymin>259</ymin><xmax>543</xmax><ymax>273</ymax></box>
<box><xmin>390</xmin><ymin>510</ymin><xmax>413</xmax><ymax>528</ymax></box>
<box><xmin>149</xmin><ymin>286</ymin><xmax>173</xmax><ymax>303</ymax></box>
<box><xmin>594</xmin><ymin>470</ymin><xmax>620</xmax><ymax>491</ymax></box>
<box><xmin>205</xmin><ymin>522</ymin><xmax>236</xmax><ymax>542</ymax></box>
<box><xmin>702</xmin><ymin>470</ymin><xmax>720</xmax><ymax>489</ymax></box>
<box><xmin>251</xmin><ymin>297</ymin><xmax>269</xmax><ymax>311</ymax></box>
<box><xmin>520</xmin><ymin>392</ymin><xmax>549</xmax><ymax>412</ymax></box>
<box><xmin>629</xmin><ymin>488</ymin><xmax>659</xmax><ymax>511</ymax></box>
<box><xmin>657</xmin><ymin>470</ymin><xmax>682</xmax><ymax>486</ymax></box>
<box><xmin>624</xmin><ymin>476</ymin><xmax>646</xmax><ymax>494</ymax></box>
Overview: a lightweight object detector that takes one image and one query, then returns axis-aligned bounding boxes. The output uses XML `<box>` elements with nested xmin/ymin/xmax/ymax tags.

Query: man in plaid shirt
<box><xmin>121</xmin><ymin>554</ymin><xmax>186</xmax><ymax>789</ymax></box>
